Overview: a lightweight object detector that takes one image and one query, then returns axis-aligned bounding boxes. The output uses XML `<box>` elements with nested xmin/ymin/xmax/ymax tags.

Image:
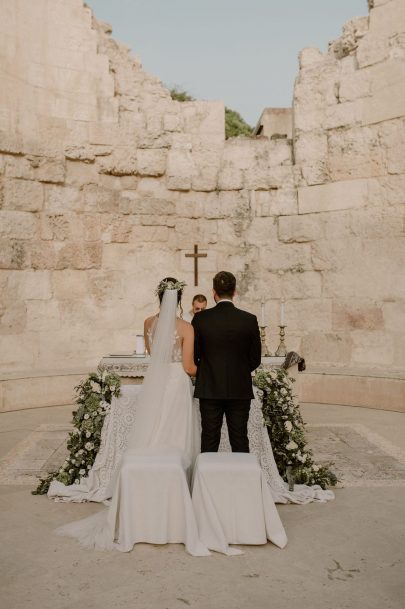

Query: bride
<box><xmin>57</xmin><ymin>278</ymin><xmax>210</xmax><ymax>555</ymax></box>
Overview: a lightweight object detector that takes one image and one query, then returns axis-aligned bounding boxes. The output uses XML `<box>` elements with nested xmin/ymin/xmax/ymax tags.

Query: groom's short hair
<box><xmin>213</xmin><ymin>271</ymin><xmax>236</xmax><ymax>298</ymax></box>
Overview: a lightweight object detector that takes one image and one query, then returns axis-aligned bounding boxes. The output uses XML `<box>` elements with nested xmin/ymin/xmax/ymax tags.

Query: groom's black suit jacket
<box><xmin>192</xmin><ymin>302</ymin><xmax>262</xmax><ymax>400</ymax></box>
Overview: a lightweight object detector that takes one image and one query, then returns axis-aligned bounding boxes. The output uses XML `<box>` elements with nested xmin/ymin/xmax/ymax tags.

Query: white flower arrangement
<box><xmin>254</xmin><ymin>367</ymin><xmax>337</xmax><ymax>489</ymax></box>
<box><xmin>33</xmin><ymin>366</ymin><xmax>121</xmax><ymax>495</ymax></box>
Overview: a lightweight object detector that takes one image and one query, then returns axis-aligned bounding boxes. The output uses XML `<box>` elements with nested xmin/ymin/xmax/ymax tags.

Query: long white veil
<box><xmin>126</xmin><ymin>288</ymin><xmax>178</xmax><ymax>449</ymax></box>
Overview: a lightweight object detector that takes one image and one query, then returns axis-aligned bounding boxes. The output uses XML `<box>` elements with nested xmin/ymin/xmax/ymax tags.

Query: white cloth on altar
<box><xmin>192</xmin><ymin>453</ymin><xmax>287</xmax><ymax>555</ymax></box>
<box><xmin>48</xmin><ymin>385</ymin><xmax>334</xmax><ymax>505</ymax></box>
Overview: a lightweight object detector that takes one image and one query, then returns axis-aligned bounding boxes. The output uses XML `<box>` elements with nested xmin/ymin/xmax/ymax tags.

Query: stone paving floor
<box><xmin>1</xmin><ymin>403</ymin><xmax>405</xmax><ymax>609</ymax></box>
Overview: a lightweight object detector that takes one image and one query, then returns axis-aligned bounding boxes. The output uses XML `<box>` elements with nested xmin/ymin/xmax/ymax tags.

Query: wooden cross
<box><xmin>185</xmin><ymin>244</ymin><xmax>207</xmax><ymax>286</ymax></box>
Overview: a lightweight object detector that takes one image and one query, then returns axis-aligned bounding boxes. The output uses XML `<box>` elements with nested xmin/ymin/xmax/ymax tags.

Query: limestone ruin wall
<box><xmin>0</xmin><ymin>0</ymin><xmax>404</xmax><ymax>411</ymax></box>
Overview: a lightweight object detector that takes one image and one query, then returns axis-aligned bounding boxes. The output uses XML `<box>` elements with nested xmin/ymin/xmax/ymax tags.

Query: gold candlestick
<box><xmin>275</xmin><ymin>325</ymin><xmax>287</xmax><ymax>357</ymax></box>
<box><xmin>260</xmin><ymin>325</ymin><xmax>271</xmax><ymax>357</ymax></box>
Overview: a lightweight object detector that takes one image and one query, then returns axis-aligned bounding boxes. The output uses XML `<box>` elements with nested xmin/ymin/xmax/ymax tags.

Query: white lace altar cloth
<box><xmin>48</xmin><ymin>385</ymin><xmax>334</xmax><ymax>505</ymax></box>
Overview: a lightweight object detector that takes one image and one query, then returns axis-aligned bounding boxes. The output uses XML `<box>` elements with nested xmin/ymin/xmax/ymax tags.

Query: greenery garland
<box><xmin>32</xmin><ymin>367</ymin><xmax>121</xmax><ymax>495</ymax></box>
<box><xmin>254</xmin><ymin>367</ymin><xmax>337</xmax><ymax>489</ymax></box>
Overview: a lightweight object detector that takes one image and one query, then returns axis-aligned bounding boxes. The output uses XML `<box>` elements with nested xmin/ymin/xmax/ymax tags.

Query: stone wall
<box><xmin>293</xmin><ymin>0</ymin><xmax>405</xmax><ymax>374</ymax></box>
<box><xmin>0</xmin><ymin>0</ymin><xmax>404</xmax><ymax>411</ymax></box>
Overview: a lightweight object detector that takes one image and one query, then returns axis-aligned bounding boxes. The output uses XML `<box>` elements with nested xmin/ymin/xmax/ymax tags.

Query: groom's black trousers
<box><xmin>199</xmin><ymin>399</ymin><xmax>251</xmax><ymax>453</ymax></box>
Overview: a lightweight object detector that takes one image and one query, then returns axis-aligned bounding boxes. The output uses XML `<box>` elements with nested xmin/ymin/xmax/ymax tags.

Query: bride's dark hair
<box><xmin>157</xmin><ymin>277</ymin><xmax>184</xmax><ymax>317</ymax></box>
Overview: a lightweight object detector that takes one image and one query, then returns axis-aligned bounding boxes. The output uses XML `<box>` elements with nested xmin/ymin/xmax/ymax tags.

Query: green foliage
<box><xmin>32</xmin><ymin>367</ymin><xmax>121</xmax><ymax>495</ymax></box>
<box><xmin>224</xmin><ymin>107</ymin><xmax>252</xmax><ymax>139</ymax></box>
<box><xmin>169</xmin><ymin>87</ymin><xmax>195</xmax><ymax>102</ymax></box>
<box><xmin>169</xmin><ymin>87</ymin><xmax>252</xmax><ymax>138</ymax></box>
<box><xmin>254</xmin><ymin>367</ymin><xmax>338</xmax><ymax>489</ymax></box>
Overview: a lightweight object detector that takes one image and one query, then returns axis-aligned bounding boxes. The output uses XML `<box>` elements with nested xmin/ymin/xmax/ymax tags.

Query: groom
<box><xmin>192</xmin><ymin>271</ymin><xmax>262</xmax><ymax>453</ymax></box>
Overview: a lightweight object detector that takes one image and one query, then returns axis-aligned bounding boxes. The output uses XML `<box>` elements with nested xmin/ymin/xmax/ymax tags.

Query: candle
<box><xmin>135</xmin><ymin>334</ymin><xmax>145</xmax><ymax>355</ymax></box>
<box><xmin>260</xmin><ymin>300</ymin><xmax>265</xmax><ymax>327</ymax></box>
<box><xmin>280</xmin><ymin>299</ymin><xmax>285</xmax><ymax>326</ymax></box>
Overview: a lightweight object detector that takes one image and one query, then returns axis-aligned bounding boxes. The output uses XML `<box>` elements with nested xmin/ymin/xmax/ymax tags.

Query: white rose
<box><xmin>286</xmin><ymin>441</ymin><xmax>298</xmax><ymax>451</ymax></box>
<box><xmin>313</xmin><ymin>465</ymin><xmax>319</xmax><ymax>472</ymax></box>
<box><xmin>74</xmin><ymin>479</ymin><xmax>80</xmax><ymax>485</ymax></box>
<box><xmin>71</xmin><ymin>459</ymin><xmax>76</xmax><ymax>464</ymax></box>
<box><xmin>86</xmin><ymin>431</ymin><xmax>91</xmax><ymax>438</ymax></box>
<box><xmin>69</xmin><ymin>468</ymin><xmax>74</xmax><ymax>474</ymax></box>
<box><xmin>84</xmin><ymin>413</ymin><xmax>90</xmax><ymax>420</ymax></box>
<box><xmin>79</xmin><ymin>469</ymin><xmax>86</xmax><ymax>476</ymax></box>
<box><xmin>85</xmin><ymin>442</ymin><xmax>94</xmax><ymax>451</ymax></box>
<box><xmin>281</xmin><ymin>388</ymin><xmax>287</xmax><ymax>396</ymax></box>
<box><xmin>302</xmin><ymin>453</ymin><xmax>307</xmax><ymax>463</ymax></box>
<box><xmin>284</xmin><ymin>421</ymin><xmax>293</xmax><ymax>432</ymax></box>
<box><xmin>90</xmin><ymin>380</ymin><xmax>101</xmax><ymax>393</ymax></box>
<box><xmin>87</xmin><ymin>464</ymin><xmax>91</xmax><ymax>469</ymax></box>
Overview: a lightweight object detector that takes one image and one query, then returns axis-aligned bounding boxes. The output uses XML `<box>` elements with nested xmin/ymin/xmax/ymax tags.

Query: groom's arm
<box><xmin>191</xmin><ymin>315</ymin><xmax>201</xmax><ymax>366</ymax></box>
<box><xmin>249</xmin><ymin>316</ymin><xmax>262</xmax><ymax>371</ymax></box>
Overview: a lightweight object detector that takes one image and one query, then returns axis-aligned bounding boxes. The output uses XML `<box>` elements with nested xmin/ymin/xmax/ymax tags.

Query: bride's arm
<box><xmin>182</xmin><ymin>323</ymin><xmax>197</xmax><ymax>376</ymax></box>
<box><xmin>144</xmin><ymin>318</ymin><xmax>151</xmax><ymax>355</ymax></box>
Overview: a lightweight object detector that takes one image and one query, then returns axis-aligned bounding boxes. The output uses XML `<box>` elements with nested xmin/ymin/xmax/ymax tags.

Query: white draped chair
<box><xmin>191</xmin><ymin>452</ymin><xmax>288</xmax><ymax>555</ymax></box>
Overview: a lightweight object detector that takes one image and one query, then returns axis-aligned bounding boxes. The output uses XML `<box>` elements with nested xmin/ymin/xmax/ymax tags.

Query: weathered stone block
<box><xmin>332</xmin><ymin>301</ymin><xmax>384</xmax><ymax>331</ymax></box>
<box><xmin>192</xmin><ymin>166</ymin><xmax>218</xmax><ymax>192</ymax></box>
<box><xmin>82</xmin><ymin>184</ymin><xmax>119</xmax><ymax>213</ymax></box>
<box><xmin>281</xmin><ymin>298</ymin><xmax>332</xmax><ymax>331</ymax></box>
<box><xmin>382</xmin><ymin>301</ymin><xmax>405</xmax><ymax>332</ymax></box>
<box><xmin>301</xmin><ymin>331</ymin><xmax>353</xmax><ymax>365</ymax></box>
<box><xmin>217</xmin><ymin>167</ymin><xmax>243</xmax><ymax>190</ymax></box>
<box><xmin>56</xmin><ymin>242</ymin><xmax>102</xmax><ymax>270</ymax></box>
<box><xmin>52</xmin><ymin>269</ymin><xmax>89</xmax><ymax>300</ymax></box>
<box><xmin>45</xmin><ymin>184</ymin><xmax>82</xmax><ymax>213</ymax></box>
<box><xmin>169</xmin><ymin>218</ymin><xmax>217</xmax><ymax>247</ymax></box>
<box><xmin>26</xmin><ymin>300</ymin><xmax>60</xmax><ymax>331</ymax></box>
<box><xmin>100</xmin><ymin>215</ymin><xmax>133</xmax><ymax>243</ymax></box>
<box><xmin>87</xmin><ymin>269</ymin><xmax>126</xmax><ymax>302</ymax></box>
<box><xmin>298</xmin><ymin>179</ymin><xmax>370</xmax><ymax>214</ymax></box>
<box><xmin>119</xmin><ymin>194</ymin><xmax>175</xmax><ymax>216</ymax></box>
<box><xmin>4</xmin><ymin>179</ymin><xmax>44</xmax><ymax>212</ymax></box>
<box><xmin>294</xmin><ymin>132</ymin><xmax>329</xmax><ymax>185</ymax></box>
<box><xmin>166</xmin><ymin>149</ymin><xmax>195</xmax><ymax>191</ymax></box>
<box><xmin>252</xmin><ymin>188</ymin><xmax>298</xmax><ymax>217</ymax></box>
<box><xmin>136</xmin><ymin>149</ymin><xmax>167</xmax><ymax>176</ymax></box>
<box><xmin>351</xmin><ymin>330</ymin><xmax>394</xmax><ymax>366</ymax></box>
<box><xmin>0</xmin><ymin>301</ymin><xmax>27</xmax><ymax>334</ymax></box>
<box><xmin>0</xmin><ymin>240</ymin><xmax>27</xmax><ymax>269</ymax></box>
<box><xmin>35</xmin><ymin>158</ymin><xmax>66</xmax><ymax>183</ymax></box>
<box><xmin>327</xmin><ymin>125</ymin><xmax>384</xmax><ymax>180</ymax></box>
<box><xmin>98</xmin><ymin>150</ymin><xmax>137</xmax><ymax>176</ymax></box>
<box><xmin>64</xmin><ymin>145</ymin><xmax>96</xmax><ymax>162</ymax></box>
<box><xmin>4</xmin><ymin>156</ymin><xmax>35</xmax><ymax>180</ymax></box>
<box><xmin>0</xmin><ymin>334</ymin><xmax>38</xmax><ymax>370</ymax></box>
<box><xmin>163</xmin><ymin>113</ymin><xmax>183</xmax><ymax>132</ymax></box>
<box><xmin>65</xmin><ymin>159</ymin><xmax>100</xmax><ymax>186</ymax></box>
<box><xmin>0</xmin><ymin>210</ymin><xmax>39</xmax><ymax>239</ymax></box>
<box><xmin>278</xmin><ymin>214</ymin><xmax>320</xmax><ymax>243</ymax></box>
<box><xmin>245</xmin><ymin>217</ymin><xmax>278</xmax><ymax>244</ymax></box>
<box><xmin>8</xmin><ymin>270</ymin><xmax>52</xmax><ymax>300</ymax></box>
<box><xmin>261</xmin><ymin>243</ymin><xmax>313</xmax><ymax>273</ymax></box>
<box><xmin>30</xmin><ymin>241</ymin><xmax>58</xmax><ymax>270</ymax></box>
<box><xmin>130</xmin><ymin>225</ymin><xmax>169</xmax><ymax>243</ymax></box>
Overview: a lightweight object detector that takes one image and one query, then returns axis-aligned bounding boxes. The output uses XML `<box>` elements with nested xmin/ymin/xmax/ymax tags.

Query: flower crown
<box><xmin>155</xmin><ymin>279</ymin><xmax>186</xmax><ymax>296</ymax></box>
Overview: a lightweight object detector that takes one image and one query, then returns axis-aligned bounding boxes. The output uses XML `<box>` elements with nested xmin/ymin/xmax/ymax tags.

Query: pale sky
<box><xmin>87</xmin><ymin>0</ymin><xmax>367</xmax><ymax>126</ymax></box>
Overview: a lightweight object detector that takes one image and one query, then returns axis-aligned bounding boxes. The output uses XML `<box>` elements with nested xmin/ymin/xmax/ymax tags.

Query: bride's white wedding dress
<box><xmin>56</xmin><ymin>290</ymin><xmax>210</xmax><ymax>555</ymax></box>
